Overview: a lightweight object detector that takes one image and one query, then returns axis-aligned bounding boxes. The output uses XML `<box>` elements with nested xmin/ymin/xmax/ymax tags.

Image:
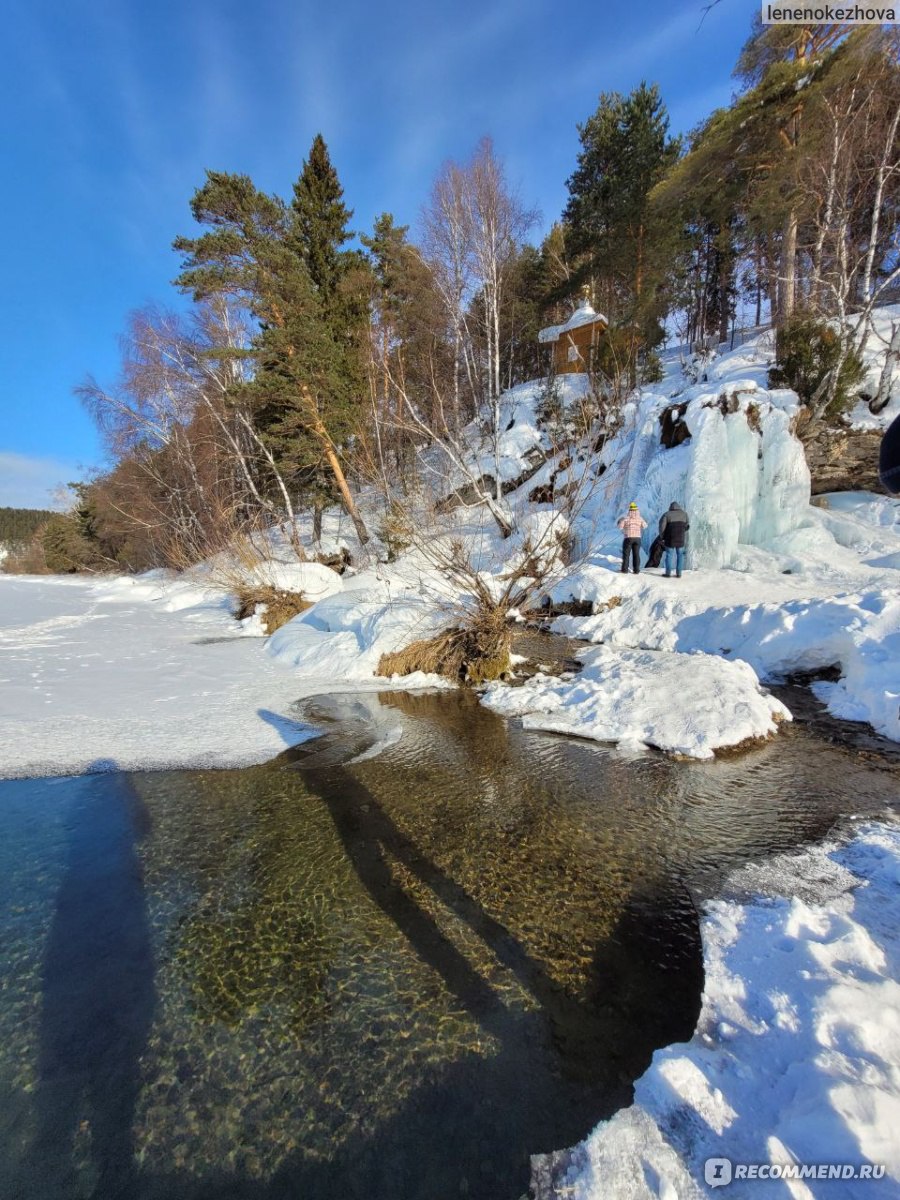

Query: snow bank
<box><xmin>482</xmin><ymin>645</ymin><xmax>789</xmax><ymax>759</ymax></box>
<box><xmin>535</xmin><ymin>821</ymin><xmax>900</xmax><ymax>1199</ymax></box>
<box><xmin>238</xmin><ymin>559</ymin><xmax>345</xmax><ymax>599</ymax></box>
<box><xmin>0</xmin><ymin>574</ymin><xmax>337</xmax><ymax>778</ymax></box>
<box><xmin>815</xmin><ymin>491</ymin><xmax>900</xmax><ymax>567</ymax></box>
<box><xmin>266</xmin><ymin>581</ymin><xmax>452</xmax><ymax>684</ymax></box>
<box><xmin>550</xmin><ymin>567</ymin><xmax>900</xmax><ymax>743</ymax></box>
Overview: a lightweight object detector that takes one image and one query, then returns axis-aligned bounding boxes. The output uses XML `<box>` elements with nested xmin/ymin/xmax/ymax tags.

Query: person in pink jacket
<box><xmin>617</xmin><ymin>502</ymin><xmax>647</xmax><ymax>574</ymax></box>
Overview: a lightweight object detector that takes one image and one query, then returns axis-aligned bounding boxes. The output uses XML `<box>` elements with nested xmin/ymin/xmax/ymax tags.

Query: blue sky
<box><xmin>1</xmin><ymin>0</ymin><xmax>758</xmax><ymax>508</ymax></box>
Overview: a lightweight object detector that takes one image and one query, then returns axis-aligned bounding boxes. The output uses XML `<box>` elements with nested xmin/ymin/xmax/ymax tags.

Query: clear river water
<box><xmin>0</xmin><ymin>688</ymin><xmax>897</xmax><ymax>1200</ymax></box>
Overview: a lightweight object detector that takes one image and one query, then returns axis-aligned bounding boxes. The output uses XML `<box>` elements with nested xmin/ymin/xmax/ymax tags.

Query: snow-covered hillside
<box><xmin>260</xmin><ymin>325</ymin><xmax>900</xmax><ymax>754</ymax></box>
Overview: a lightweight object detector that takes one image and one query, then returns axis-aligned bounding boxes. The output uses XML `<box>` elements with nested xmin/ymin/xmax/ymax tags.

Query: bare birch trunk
<box><xmin>871</xmin><ymin>323</ymin><xmax>900</xmax><ymax>415</ymax></box>
<box><xmin>780</xmin><ymin>209</ymin><xmax>798</xmax><ymax>322</ymax></box>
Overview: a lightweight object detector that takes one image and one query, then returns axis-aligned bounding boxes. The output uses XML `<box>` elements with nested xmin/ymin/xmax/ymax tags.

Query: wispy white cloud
<box><xmin>0</xmin><ymin>452</ymin><xmax>81</xmax><ymax>510</ymax></box>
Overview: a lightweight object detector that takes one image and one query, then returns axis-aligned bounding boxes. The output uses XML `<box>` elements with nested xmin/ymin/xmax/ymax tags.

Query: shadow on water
<box><xmin>27</xmin><ymin>759</ymin><xmax>156</xmax><ymax>1199</ymax></box>
<box><xmin>230</xmin><ymin>701</ymin><xmax>703</xmax><ymax>1200</ymax></box>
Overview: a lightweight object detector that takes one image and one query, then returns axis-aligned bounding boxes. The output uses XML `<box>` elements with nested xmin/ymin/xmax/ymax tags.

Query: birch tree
<box><xmin>422</xmin><ymin>139</ymin><xmax>536</xmax><ymax>503</ymax></box>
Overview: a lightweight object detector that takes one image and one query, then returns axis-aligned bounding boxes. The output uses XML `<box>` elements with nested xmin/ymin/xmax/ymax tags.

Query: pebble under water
<box><xmin>0</xmin><ymin>689</ymin><xmax>898</xmax><ymax>1200</ymax></box>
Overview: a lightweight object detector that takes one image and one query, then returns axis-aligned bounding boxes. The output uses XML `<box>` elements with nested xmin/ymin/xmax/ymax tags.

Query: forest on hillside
<box><xmin>0</xmin><ymin>507</ymin><xmax>56</xmax><ymax>548</ymax></box>
<box><xmin>7</xmin><ymin>16</ymin><xmax>899</xmax><ymax>577</ymax></box>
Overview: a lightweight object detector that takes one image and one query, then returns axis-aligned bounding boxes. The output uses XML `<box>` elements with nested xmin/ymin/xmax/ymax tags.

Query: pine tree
<box><xmin>0</xmin><ymin>507</ymin><xmax>55</xmax><ymax>547</ymax></box>
<box><xmin>565</xmin><ymin>83</ymin><xmax>680</xmax><ymax>373</ymax></box>
<box><xmin>289</xmin><ymin>135</ymin><xmax>371</xmax><ymax>528</ymax></box>
<box><xmin>174</xmin><ymin>170</ymin><xmax>370</xmax><ymax>544</ymax></box>
<box><xmin>655</xmin><ymin>20</ymin><xmax>866</xmax><ymax>331</ymax></box>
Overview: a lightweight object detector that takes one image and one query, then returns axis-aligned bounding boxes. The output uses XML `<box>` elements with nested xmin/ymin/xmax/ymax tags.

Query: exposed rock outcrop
<box><xmin>803</xmin><ymin>424</ymin><xmax>883</xmax><ymax>494</ymax></box>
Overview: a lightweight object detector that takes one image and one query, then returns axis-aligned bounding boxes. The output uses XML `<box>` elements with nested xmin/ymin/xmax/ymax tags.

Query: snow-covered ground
<box><xmin>535</xmin><ymin>820</ymin><xmax>900</xmax><ymax>1200</ymax></box>
<box><xmin>4</xmin><ymin>320</ymin><xmax>899</xmax><ymax>769</ymax></box>
<box><xmin>544</xmin><ymin>553</ymin><xmax>900</xmax><ymax>744</ymax></box>
<box><xmin>0</xmin><ymin>570</ymin><xmax>350</xmax><ymax>777</ymax></box>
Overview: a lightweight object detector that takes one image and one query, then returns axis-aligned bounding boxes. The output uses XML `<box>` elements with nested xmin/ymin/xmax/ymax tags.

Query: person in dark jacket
<box><xmin>658</xmin><ymin>502</ymin><xmax>689</xmax><ymax>577</ymax></box>
<box><xmin>880</xmin><ymin>411</ymin><xmax>900</xmax><ymax>494</ymax></box>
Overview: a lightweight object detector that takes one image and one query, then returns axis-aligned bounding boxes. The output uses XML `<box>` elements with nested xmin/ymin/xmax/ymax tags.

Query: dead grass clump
<box><xmin>597</xmin><ymin>594</ymin><xmax>622</xmax><ymax>613</ymax></box>
<box><xmin>378</xmin><ymin>610</ymin><xmax>512</xmax><ymax>685</ymax></box>
<box><xmin>235</xmin><ymin>586</ymin><xmax>311</xmax><ymax>634</ymax></box>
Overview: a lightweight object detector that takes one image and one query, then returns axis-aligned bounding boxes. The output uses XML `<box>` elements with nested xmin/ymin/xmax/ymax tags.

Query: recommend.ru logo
<box><xmin>705</xmin><ymin>1158</ymin><xmax>732</xmax><ymax>1188</ymax></box>
<box><xmin>703</xmin><ymin>1157</ymin><xmax>886</xmax><ymax>1186</ymax></box>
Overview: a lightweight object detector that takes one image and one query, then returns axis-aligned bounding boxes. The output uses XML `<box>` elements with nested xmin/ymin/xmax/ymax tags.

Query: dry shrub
<box><xmin>235</xmin><ymin>586</ymin><xmax>311</xmax><ymax>634</ymax></box>
<box><xmin>378</xmin><ymin>608</ymin><xmax>511</xmax><ymax>685</ymax></box>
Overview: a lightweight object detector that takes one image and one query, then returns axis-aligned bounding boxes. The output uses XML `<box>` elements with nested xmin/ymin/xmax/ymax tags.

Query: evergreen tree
<box><xmin>290</xmin><ymin>135</ymin><xmax>370</xmax><ymax>374</ymax></box>
<box><xmin>655</xmin><ymin>21</ymin><xmax>875</xmax><ymax>331</ymax></box>
<box><xmin>174</xmin><ymin>170</ymin><xmax>370</xmax><ymax>543</ymax></box>
<box><xmin>291</xmin><ymin>134</ymin><xmax>354</xmax><ymax>308</ymax></box>
<box><xmin>565</xmin><ymin>82</ymin><xmax>680</xmax><ymax>335</ymax></box>
<box><xmin>289</xmin><ymin>135</ymin><xmax>371</xmax><ymax>521</ymax></box>
<box><xmin>0</xmin><ymin>507</ymin><xmax>55</xmax><ymax>547</ymax></box>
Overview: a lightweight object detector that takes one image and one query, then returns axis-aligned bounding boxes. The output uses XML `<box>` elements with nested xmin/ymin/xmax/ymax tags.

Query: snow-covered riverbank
<box><xmin>262</xmin><ymin>327</ymin><xmax>900</xmax><ymax>758</ymax></box>
<box><xmin>0</xmin><ymin>572</ymin><xmax>332</xmax><ymax>777</ymax></box>
<box><xmin>533</xmin><ymin>820</ymin><xmax>900</xmax><ymax>1199</ymax></box>
<box><xmin>7</xmin><ymin>323</ymin><xmax>900</xmax><ymax>770</ymax></box>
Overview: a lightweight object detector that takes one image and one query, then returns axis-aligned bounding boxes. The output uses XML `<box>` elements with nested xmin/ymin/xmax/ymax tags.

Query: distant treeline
<box><xmin>0</xmin><ymin>507</ymin><xmax>56</xmax><ymax>547</ymax></box>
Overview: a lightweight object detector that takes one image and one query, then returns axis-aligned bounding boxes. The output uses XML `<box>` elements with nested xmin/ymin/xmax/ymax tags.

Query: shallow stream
<box><xmin>0</xmin><ymin>689</ymin><xmax>897</xmax><ymax>1200</ymax></box>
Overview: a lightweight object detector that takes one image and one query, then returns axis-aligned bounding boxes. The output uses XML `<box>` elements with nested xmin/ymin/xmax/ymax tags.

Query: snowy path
<box><xmin>0</xmin><ymin>575</ymin><xmax>333</xmax><ymax>777</ymax></box>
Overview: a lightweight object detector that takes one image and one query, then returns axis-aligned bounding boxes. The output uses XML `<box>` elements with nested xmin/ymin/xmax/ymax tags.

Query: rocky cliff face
<box><xmin>804</xmin><ymin>424</ymin><xmax>883</xmax><ymax>495</ymax></box>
